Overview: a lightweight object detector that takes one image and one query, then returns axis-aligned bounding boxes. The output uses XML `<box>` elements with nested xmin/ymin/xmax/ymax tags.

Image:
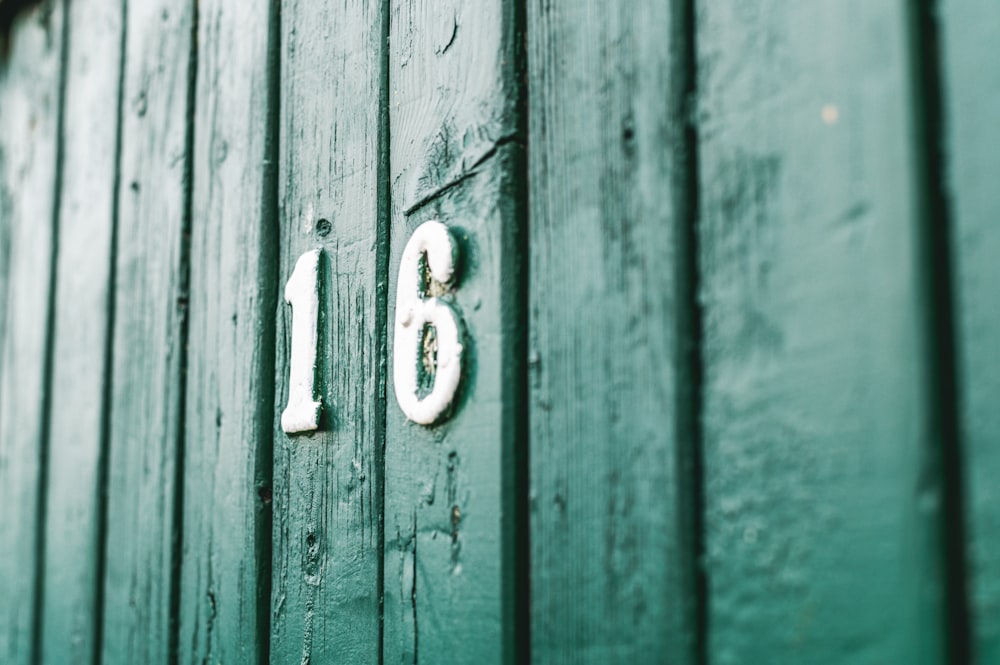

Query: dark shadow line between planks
<box><xmin>376</xmin><ymin>0</ymin><xmax>391</xmax><ymax>663</ymax></box>
<box><xmin>907</xmin><ymin>1</ymin><xmax>972</xmax><ymax>663</ymax></box>
<box><xmin>93</xmin><ymin>0</ymin><xmax>130</xmax><ymax>663</ymax></box>
<box><xmin>30</xmin><ymin>0</ymin><xmax>71</xmax><ymax>661</ymax></box>
<box><xmin>675</xmin><ymin>0</ymin><xmax>707</xmax><ymax>662</ymax></box>
<box><xmin>254</xmin><ymin>1</ymin><xmax>283</xmax><ymax>664</ymax></box>
<box><xmin>168</xmin><ymin>2</ymin><xmax>200</xmax><ymax>663</ymax></box>
<box><xmin>502</xmin><ymin>0</ymin><xmax>530</xmax><ymax>663</ymax></box>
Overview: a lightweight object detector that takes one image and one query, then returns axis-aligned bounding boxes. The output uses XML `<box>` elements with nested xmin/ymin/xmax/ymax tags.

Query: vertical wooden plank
<box><xmin>39</xmin><ymin>0</ymin><xmax>123</xmax><ymax>663</ymax></box>
<box><xmin>938</xmin><ymin>2</ymin><xmax>1000</xmax><ymax>661</ymax></box>
<box><xmin>0</xmin><ymin>4</ymin><xmax>65</xmax><ymax>664</ymax></box>
<box><xmin>696</xmin><ymin>2</ymin><xmax>946</xmax><ymax>663</ymax></box>
<box><xmin>527</xmin><ymin>1</ymin><xmax>699</xmax><ymax>663</ymax></box>
<box><xmin>269</xmin><ymin>1</ymin><xmax>384</xmax><ymax>663</ymax></box>
<box><xmin>178</xmin><ymin>0</ymin><xmax>278</xmax><ymax>663</ymax></box>
<box><xmin>383</xmin><ymin>1</ymin><xmax>527</xmax><ymax>663</ymax></box>
<box><xmin>100</xmin><ymin>0</ymin><xmax>195</xmax><ymax>662</ymax></box>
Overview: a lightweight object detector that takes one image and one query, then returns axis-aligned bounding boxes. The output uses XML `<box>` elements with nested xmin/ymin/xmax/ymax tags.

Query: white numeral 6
<box><xmin>393</xmin><ymin>220</ymin><xmax>466</xmax><ymax>425</ymax></box>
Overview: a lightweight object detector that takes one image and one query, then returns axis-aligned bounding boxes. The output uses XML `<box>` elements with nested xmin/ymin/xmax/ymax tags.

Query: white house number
<box><xmin>281</xmin><ymin>220</ymin><xmax>466</xmax><ymax>435</ymax></box>
<box><xmin>281</xmin><ymin>249</ymin><xmax>323</xmax><ymax>434</ymax></box>
<box><xmin>392</xmin><ymin>220</ymin><xmax>465</xmax><ymax>425</ymax></box>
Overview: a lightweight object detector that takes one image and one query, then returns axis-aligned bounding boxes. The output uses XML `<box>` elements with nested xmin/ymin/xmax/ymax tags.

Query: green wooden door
<box><xmin>1</xmin><ymin>0</ymin><xmax>998</xmax><ymax>663</ymax></box>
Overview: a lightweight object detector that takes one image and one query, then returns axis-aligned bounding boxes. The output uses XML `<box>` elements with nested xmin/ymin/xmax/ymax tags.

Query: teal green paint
<box><xmin>382</xmin><ymin>1</ymin><xmax>527</xmax><ymax>663</ymax></box>
<box><xmin>939</xmin><ymin>1</ymin><xmax>1000</xmax><ymax>660</ymax></box>
<box><xmin>178</xmin><ymin>0</ymin><xmax>278</xmax><ymax>663</ymax></box>
<box><xmin>269</xmin><ymin>1</ymin><xmax>384</xmax><ymax>662</ymax></box>
<box><xmin>527</xmin><ymin>1</ymin><xmax>700</xmax><ymax>663</ymax></box>
<box><xmin>3</xmin><ymin>2</ymin><xmax>997</xmax><ymax>662</ymax></box>
<box><xmin>695</xmin><ymin>2</ymin><xmax>946</xmax><ymax>663</ymax></box>
<box><xmin>0</xmin><ymin>4</ymin><xmax>65</xmax><ymax>665</ymax></box>
<box><xmin>100</xmin><ymin>0</ymin><xmax>196</xmax><ymax>662</ymax></box>
<box><xmin>39</xmin><ymin>1</ymin><xmax>123</xmax><ymax>663</ymax></box>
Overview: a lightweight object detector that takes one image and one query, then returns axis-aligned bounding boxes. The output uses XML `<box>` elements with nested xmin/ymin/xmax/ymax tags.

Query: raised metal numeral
<box><xmin>393</xmin><ymin>221</ymin><xmax>466</xmax><ymax>425</ymax></box>
<box><xmin>281</xmin><ymin>249</ymin><xmax>322</xmax><ymax>434</ymax></box>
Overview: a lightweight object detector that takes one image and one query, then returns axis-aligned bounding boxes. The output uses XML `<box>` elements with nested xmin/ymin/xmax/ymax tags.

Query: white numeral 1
<box><xmin>393</xmin><ymin>220</ymin><xmax>466</xmax><ymax>425</ymax></box>
<box><xmin>281</xmin><ymin>249</ymin><xmax>322</xmax><ymax>434</ymax></box>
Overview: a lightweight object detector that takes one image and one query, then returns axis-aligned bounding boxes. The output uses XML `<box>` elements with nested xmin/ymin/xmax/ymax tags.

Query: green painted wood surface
<box><xmin>939</xmin><ymin>2</ymin><xmax>1000</xmax><ymax>661</ymax></box>
<box><xmin>0</xmin><ymin>4</ymin><xmax>65</xmax><ymax>664</ymax></box>
<box><xmin>178</xmin><ymin>0</ymin><xmax>278</xmax><ymax>663</ymax></box>
<box><xmin>3</xmin><ymin>2</ymin><xmax>998</xmax><ymax>662</ymax></box>
<box><xmin>39</xmin><ymin>1</ymin><xmax>122</xmax><ymax>663</ymax></box>
<box><xmin>382</xmin><ymin>1</ymin><xmax>527</xmax><ymax>662</ymax></box>
<box><xmin>269</xmin><ymin>1</ymin><xmax>385</xmax><ymax>662</ymax></box>
<box><xmin>100</xmin><ymin>0</ymin><xmax>196</xmax><ymax>662</ymax></box>
<box><xmin>526</xmin><ymin>1</ymin><xmax>700</xmax><ymax>663</ymax></box>
<box><xmin>696</xmin><ymin>2</ymin><xmax>947</xmax><ymax>663</ymax></box>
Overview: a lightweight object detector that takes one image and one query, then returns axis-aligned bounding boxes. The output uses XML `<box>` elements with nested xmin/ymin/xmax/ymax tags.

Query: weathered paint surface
<box><xmin>696</xmin><ymin>2</ymin><xmax>947</xmax><ymax>663</ymax></box>
<box><xmin>178</xmin><ymin>0</ymin><xmax>278</xmax><ymax>662</ymax></box>
<box><xmin>0</xmin><ymin>4</ymin><xmax>64</xmax><ymax>664</ymax></box>
<box><xmin>1</xmin><ymin>1</ymin><xmax>997</xmax><ymax>664</ymax></box>
<box><xmin>100</xmin><ymin>0</ymin><xmax>196</xmax><ymax>662</ymax></box>
<box><xmin>39</xmin><ymin>0</ymin><xmax>122</xmax><ymax>663</ymax></box>
<box><xmin>527</xmin><ymin>1</ymin><xmax>700</xmax><ymax>663</ymax></box>
<box><xmin>382</xmin><ymin>0</ymin><xmax>528</xmax><ymax>663</ymax></box>
<box><xmin>269</xmin><ymin>0</ymin><xmax>384</xmax><ymax>662</ymax></box>
<box><xmin>939</xmin><ymin>1</ymin><xmax>1000</xmax><ymax>661</ymax></box>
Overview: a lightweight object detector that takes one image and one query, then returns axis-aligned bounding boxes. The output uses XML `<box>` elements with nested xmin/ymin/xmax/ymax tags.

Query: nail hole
<box><xmin>316</xmin><ymin>218</ymin><xmax>332</xmax><ymax>237</ymax></box>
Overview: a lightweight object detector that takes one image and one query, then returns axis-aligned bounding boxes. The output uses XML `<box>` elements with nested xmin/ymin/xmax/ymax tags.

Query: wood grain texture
<box><xmin>100</xmin><ymin>0</ymin><xmax>195</xmax><ymax>662</ymax></box>
<box><xmin>527</xmin><ymin>1</ymin><xmax>700</xmax><ymax>663</ymax></box>
<box><xmin>0</xmin><ymin>3</ymin><xmax>64</xmax><ymax>664</ymax></box>
<box><xmin>269</xmin><ymin>1</ymin><xmax>385</xmax><ymax>662</ymax></box>
<box><xmin>178</xmin><ymin>0</ymin><xmax>278</xmax><ymax>663</ymax></box>
<box><xmin>696</xmin><ymin>2</ymin><xmax>946</xmax><ymax>663</ymax></box>
<box><xmin>383</xmin><ymin>0</ymin><xmax>527</xmax><ymax>662</ymax></box>
<box><xmin>38</xmin><ymin>1</ymin><xmax>123</xmax><ymax>663</ymax></box>
<box><xmin>938</xmin><ymin>1</ymin><xmax>1000</xmax><ymax>661</ymax></box>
